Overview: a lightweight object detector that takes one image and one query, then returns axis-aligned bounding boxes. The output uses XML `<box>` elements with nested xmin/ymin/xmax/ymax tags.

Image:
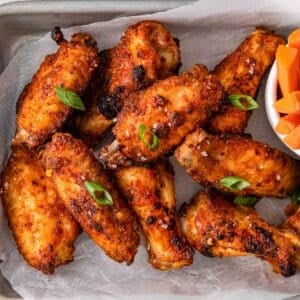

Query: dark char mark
<box><xmin>98</xmin><ymin>86</ymin><xmax>125</xmax><ymax>119</ymax></box>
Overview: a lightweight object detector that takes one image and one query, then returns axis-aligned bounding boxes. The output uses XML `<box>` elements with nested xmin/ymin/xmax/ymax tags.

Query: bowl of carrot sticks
<box><xmin>265</xmin><ymin>28</ymin><xmax>300</xmax><ymax>156</ymax></box>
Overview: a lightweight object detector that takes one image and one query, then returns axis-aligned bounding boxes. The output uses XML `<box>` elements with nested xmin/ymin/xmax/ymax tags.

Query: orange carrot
<box><xmin>284</xmin><ymin>125</ymin><xmax>300</xmax><ymax>149</ymax></box>
<box><xmin>275</xmin><ymin>112</ymin><xmax>300</xmax><ymax>134</ymax></box>
<box><xmin>288</xmin><ymin>28</ymin><xmax>300</xmax><ymax>50</ymax></box>
<box><xmin>276</xmin><ymin>45</ymin><xmax>299</xmax><ymax>97</ymax></box>
<box><xmin>274</xmin><ymin>91</ymin><xmax>300</xmax><ymax>114</ymax></box>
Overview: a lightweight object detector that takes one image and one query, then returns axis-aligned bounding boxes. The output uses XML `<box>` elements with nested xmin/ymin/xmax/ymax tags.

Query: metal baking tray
<box><xmin>0</xmin><ymin>1</ymin><xmax>192</xmax><ymax>297</ymax></box>
<box><xmin>0</xmin><ymin>0</ymin><xmax>192</xmax><ymax>73</ymax></box>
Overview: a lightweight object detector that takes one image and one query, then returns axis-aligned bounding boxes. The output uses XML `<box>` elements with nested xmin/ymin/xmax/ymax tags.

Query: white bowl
<box><xmin>265</xmin><ymin>61</ymin><xmax>300</xmax><ymax>157</ymax></box>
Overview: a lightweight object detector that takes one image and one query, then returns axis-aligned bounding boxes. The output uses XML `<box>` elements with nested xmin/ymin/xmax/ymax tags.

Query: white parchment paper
<box><xmin>1</xmin><ymin>0</ymin><xmax>300</xmax><ymax>299</ymax></box>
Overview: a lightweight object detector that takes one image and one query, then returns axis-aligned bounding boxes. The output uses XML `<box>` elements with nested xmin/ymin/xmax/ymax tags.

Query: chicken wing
<box><xmin>14</xmin><ymin>27</ymin><xmax>99</xmax><ymax>148</ymax></box>
<box><xmin>180</xmin><ymin>189</ymin><xmax>297</xmax><ymax>277</ymax></box>
<box><xmin>0</xmin><ymin>146</ymin><xmax>80</xmax><ymax>274</ymax></box>
<box><xmin>207</xmin><ymin>28</ymin><xmax>285</xmax><ymax>134</ymax></box>
<box><xmin>100</xmin><ymin>64</ymin><xmax>224</xmax><ymax>169</ymax></box>
<box><xmin>175</xmin><ymin>129</ymin><xmax>300</xmax><ymax>198</ymax></box>
<box><xmin>71</xmin><ymin>20</ymin><xmax>181</xmax><ymax>146</ymax></box>
<box><xmin>115</xmin><ymin>160</ymin><xmax>194</xmax><ymax>270</ymax></box>
<box><xmin>42</xmin><ymin>133</ymin><xmax>140</xmax><ymax>264</ymax></box>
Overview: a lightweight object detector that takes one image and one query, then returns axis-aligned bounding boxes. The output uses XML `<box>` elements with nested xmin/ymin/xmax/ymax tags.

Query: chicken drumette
<box><xmin>207</xmin><ymin>28</ymin><xmax>285</xmax><ymax>134</ymax></box>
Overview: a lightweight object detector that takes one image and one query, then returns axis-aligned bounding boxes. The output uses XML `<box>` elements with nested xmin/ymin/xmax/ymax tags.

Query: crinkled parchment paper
<box><xmin>1</xmin><ymin>0</ymin><xmax>300</xmax><ymax>299</ymax></box>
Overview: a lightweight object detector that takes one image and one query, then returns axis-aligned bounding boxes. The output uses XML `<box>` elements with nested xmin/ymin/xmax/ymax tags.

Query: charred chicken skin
<box><xmin>115</xmin><ymin>160</ymin><xmax>194</xmax><ymax>270</ymax></box>
<box><xmin>42</xmin><ymin>133</ymin><xmax>140</xmax><ymax>264</ymax></box>
<box><xmin>180</xmin><ymin>189</ymin><xmax>297</xmax><ymax>277</ymax></box>
<box><xmin>14</xmin><ymin>27</ymin><xmax>99</xmax><ymax>148</ymax></box>
<box><xmin>72</xmin><ymin>20</ymin><xmax>181</xmax><ymax>146</ymax></box>
<box><xmin>175</xmin><ymin>129</ymin><xmax>300</xmax><ymax>198</ymax></box>
<box><xmin>0</xmin><ymin>146</ymin><xmax>81</xmax><ymax>274</ymax></box>
<box><xmin>100</xmin><ymin>64</ymin><xmax>224</xmax><ymax>169</ymax></box>
<box><xmin>207</xmin><ymin>28</ymin><xmax>285</xmax><ymax>134</ymax></box>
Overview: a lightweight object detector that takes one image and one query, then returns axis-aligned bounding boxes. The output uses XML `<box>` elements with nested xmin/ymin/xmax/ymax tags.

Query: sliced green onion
<box><xmin>55</xmin><ymin>86</ymin><xmax>85</xmax><ymax>111</ymax></box>
<box><xmin>138</xmin><ymin>124</ymin><xmax>159</xmax><ymax>151</ymax></box>
<box><xmin>228</xmin><ymin>94</ymin><xmax>259</xmax><ymax>111</ymax></box>
<box><xmin>220</xmin><ymin>176</ymin><xmax>250</xmax><ymax>191</ymax></box>
<box><xmin>291</xmin><ymin>188</ymin><xmax>300</xmax><ymax>206</ymax></box>
<box><xmin>234</xmin><ymin>196</ymin><xmax>259</xmax><ymax>206</ymax></box>
<box><xmin>84</xmin><ymin>181</ymin><xmax>113</xmax><ymax>206</ymax></box>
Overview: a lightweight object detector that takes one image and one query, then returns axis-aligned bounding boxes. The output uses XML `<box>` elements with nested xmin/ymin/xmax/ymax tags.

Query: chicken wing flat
<box><xmin>72</xmin><ymin>20</ymin><xmax>181</xmax><ymax>146</ymax></box>
<box><xmin>180</xmin><ymin>189</ymin><xmax>297</xmax><ymax>277</ymax></box>
<box><xmin>42</xmin><ymin>133</ymin><xmax>140</xmax><ymax>264</ymax></box>
<box><xmin>175</xmin><ymin>129</ymin><xmax>300</xmax><ymax>198</ymax></box>
<box><xmin>14</xmin><ymin>27</ymin><xmax>99</xmax><ymax>148</ymax></box>
<box><xmin>0</xmin><ymin>146</ymin><xmax>80</xmax><ymax>274</ymax></box>
<box><xmin>207</xmin><ymin>28</ymin><xmax>285</xmax><ymax>134</ymax></box>
<box><xmin>115</xmin><ymin>161</ymin><xmax>194</xmax><ymax>270</ymax></box>
<box><xmin>100</xmin><ymin>64</ymin><xmax>224</xmax><ymax>169</ymax></box>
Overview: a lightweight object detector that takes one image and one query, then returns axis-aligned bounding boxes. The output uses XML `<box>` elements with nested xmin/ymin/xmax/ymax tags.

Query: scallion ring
<box><xmin>220</xmin><ymin>176</ymin><xmax>250</xmax><ymax>191</ymax></box>
<box><xmin>138</xmin><ymin>124</ymin><xmax>159</xmax><ymax>151</ymax></box>
<box><xmin>228</xmin><ymin>94</ymin><xmax>259</xmax><ymax>111</ymax></box>
<box><xmin>84</xmin><ymin>181</ymin><xmax>113</xmax><ymax>206</ymax></box>
<box><xmin>234</xmin><ymin>196</ymin><xmax>259</xmax><ymax>206</ymax></box>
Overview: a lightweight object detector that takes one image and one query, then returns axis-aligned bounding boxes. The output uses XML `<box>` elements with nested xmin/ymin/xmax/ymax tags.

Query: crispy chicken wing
<box><xmin>115</xmin><ymin>161</ymin><xmax>194</xmax><ymax>270</ymax></box>
<box><xmin>0</xmin><ymin>146</ymin><xmax>80</xmax><ymax>274</ymax></box>
<box><xmin>42</xmin><ymin>133</ymin><xmax>140</xmax><ymax>264</ymax></box>
<box><xmin>180</xmin><ymin>189</ymin><xmax>297</xmax><ymax>277</ymax></box>
<box><xmin>14</xmin><ymin>27</ymin><xmax>99</xmax><ymax>148</ymax></box>
<box><xmin>72</xmin><ymin>20</ymin><xmax>181</xmax><ymax>146</ymax></box>
<box><xmin>100</xmin><ymin>64</ymin><xmax>224</xmax><ymax>169</ymax></box>
<box><xmin>207</xmin><ymin>28</ymin><xmax>285</xmax><ymax>134</ymax></box>
<box><xmin>175</xmin><ymin>129</ymin><xmax>300</xmax><ymax>198</ymax></box>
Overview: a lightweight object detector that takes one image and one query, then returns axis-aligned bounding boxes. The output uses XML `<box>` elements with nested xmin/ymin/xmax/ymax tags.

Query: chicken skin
<box><xmin>284</xmin><ymin>205</ymin><xmax>300</xmax><ymax>235</ymax></box>
<box><xmin>175</xmin><ymin>129</ymin><xmax>300</xmax><ymax>198</ymax></box>
<box><xmin>100</xmin><ymin>64</ymin><xmax>224</xmax><ymax>169</ymax></box>
<box><xmin>115</xmin><ymin>161</ymin><xmax>194</xmax><ymax>270</ymax></box>
<box><xmin>180</xmin><ymin>189</ymin><xmax>297</xmax><ymax>277</ymax></box>
<box><xmin>0</xmin><ymin>146</ymin><xmax>80</xmax><ymax>274</ymax></box>
<box><xmin>72</xmin><ymin>20</ymin><xmax>181</xmax><ymax>146</ymax></box>
<box><xmin>14</xmin><ymin>27</ymin><xmax>99</xmax><ymax>148</ymax></box>
<box><xmin>207</xmin><ymin>28</ymin><xmax>285</xmax><ymax>134</ymax></box>
<box><xmin>42</xmin><ymin>133</ymin><xmax>140</xmax><ymax>264</ymax></box>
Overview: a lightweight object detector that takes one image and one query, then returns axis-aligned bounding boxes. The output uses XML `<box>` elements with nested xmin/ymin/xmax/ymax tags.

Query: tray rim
<box><xmin>0</xmin><ymin>0</ymin><xmax>192</xmax><ymax>15</ymax></box>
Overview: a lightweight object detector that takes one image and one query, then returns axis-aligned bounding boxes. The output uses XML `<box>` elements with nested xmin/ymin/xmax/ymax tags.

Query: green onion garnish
<box><xmin>228</xmin><ymin>94</ymin><xmax>259</xmax><ymax>111</ymax></box>
<box><xmin>234</xmin><ymin>196</ymin><xmax>259</xmax><ymax>206</ymax></box>
<box><xmin>84</xmin><ymin>181</ymin><xmax>113</xmax><ymax>206</ymax></box>
<box><xmin>138</xmin><ymin>124</ymin><xmax>159</xmax><ymax>151</ymax></box>
<box><xmin>291</xmin><ymin>188</ymin><xmax>300</xmax><ymax>206</ymax></box>
<box><xmin>220</xmin><ymin>176</ymin><xmax>250</xmax><ymax>191</ymax></box>
<box><xmin>55</xmin><ymin>86</ymin><xmax>85</xmax><ymax>111</ymax></box>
